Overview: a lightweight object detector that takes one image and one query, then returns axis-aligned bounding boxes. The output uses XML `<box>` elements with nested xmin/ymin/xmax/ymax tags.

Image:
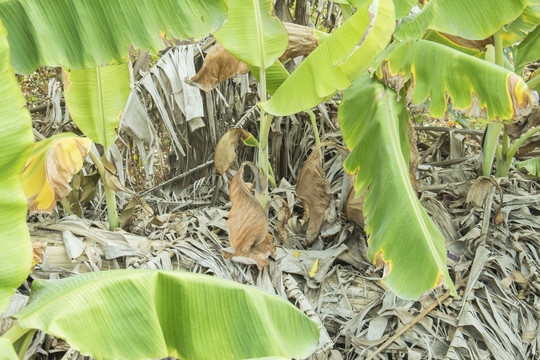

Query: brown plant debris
<box><xmin>189</xmin><ymin>22</ymin><xmax>322</xmax><ymax>92</ymax></box>
<box><xmin>214</xmin><ymin>128</ymin><xmax>254</xmax><ymax>175</ymax></box>
<box><xmin>222</xmin><ymin>162</ymin><xmax>275</xmax><ymax>269</ymax></box>
<box><xmin>296</xmin><ymin>147</ymin><xmax>333</xmax><ymax>245</ymax></box>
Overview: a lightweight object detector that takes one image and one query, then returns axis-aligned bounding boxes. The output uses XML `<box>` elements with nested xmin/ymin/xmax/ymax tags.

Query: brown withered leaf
<box><xmin>223</xmin><ymin>162</ymin><xmax>275</xmax><ymax>269</ymax></box>
<box><xmin>188</xmin><ymin>43</ymin><xmax>249</xmax><ymax>92</ymax></box>
<box><xmin>270</xmin><ymin>196</ymin><xmax>291</xmax><ymax>244</ymax></box>
<box><xmin>296</xmin><ymin>148</ymin><xmax>333</xmax><ymax>245</ymax></box>
<box><xmin>345</xmin><ymin>180</ymin><xmax>366</xmax><ymax>229</ymax></box>
<box><xmin>189</xmin><ymin>23</ymin><xmax>321</xmax><ymax>92</ymax></box>
<box><xmin>439</xmin><ymin>32</ymin><xmax>493</xmax><ymax>51</ymax></box>
<box><xmin>214</xmin><ymin>128</ymin><xmax>254</xmax><ymax>175</ymax></box>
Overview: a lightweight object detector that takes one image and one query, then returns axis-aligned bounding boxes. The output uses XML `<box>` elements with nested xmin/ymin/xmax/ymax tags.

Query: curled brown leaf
<box><xmin>223</xmin><ymin>162</ymin><xmax>275</xmax><ymax>269</ymax></box>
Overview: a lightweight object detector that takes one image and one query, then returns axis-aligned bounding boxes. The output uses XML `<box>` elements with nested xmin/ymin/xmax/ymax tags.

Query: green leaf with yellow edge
<box><xmin>339</xmin><ymin>73</ymin><xmax>456</xmax><ymax>300</ymax></box>
<box><xmin>0</xmin><ymin>0</ymin><xmax>227</xmax><ymax>74</ymax></box>
<box><xmin>376</xmin><ymin>39</ymin><xmax>533</xmax><ymax>121</ymax></box>
<box><xmin>63</xmin><ymin>64</ymin><xmax>130</xmax><ymax>150</ymax></box>
<box><xmin>514</xmin><ymin>23</ymin><xmax>540</xmax><ymax>76</ymax></box>
<box><xmin>0</xmin><ymin>19</ymin><xmax>34</xmax><ymax>312</ymax></box>
<box><xmin>395</xmin><ymin>0</ymin><xmax>540</xmax><ymax>41</ymax></box>
<box><xmin>502</xmin><ymin>6</ymin><xmax>540</xmax><ymax>46</ymax></box>
<box><xmin>261</xmin><ymin>0</ymin><xmax>395</xmax><ymax>116</ymax></box>
<box><xmin>214</xmin><ymin>0</ymin><xmax>288</xmax><ymax>70</ymax></box>
<box><xmin>22</xmin><ymin>133</ymin><xmax>93</xmax><ymax>213</ymax></box>
<box><xmin>14</xmin><ymin>269</ymin><xmax>319</xmax><ymax>360</ymax></box>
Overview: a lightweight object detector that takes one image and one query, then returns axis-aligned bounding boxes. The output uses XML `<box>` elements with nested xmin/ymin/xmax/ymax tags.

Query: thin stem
<box><xmin>501</xmin><ymin>127</ymin><xmax>509</xmax><ymax>156</ymax></box>
<box><xmin>89</xmin><ymin>151</ymin><xmax>119</xmax><ymax>229</ymax></box>
<box><xmin>493</xmin><ymin>30</ymin><xmax>503</xmax><ymax>67</ymax></box>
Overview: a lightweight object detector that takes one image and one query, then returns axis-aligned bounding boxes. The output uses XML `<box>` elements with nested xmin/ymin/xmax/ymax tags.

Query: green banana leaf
<box><xmin>376</xmin><ymin>39</ymin><xmax>532</xmax><ymax>120</ymax></box>
<box><xmin>0</xmin><ymin>338</ymin><xmax>18</xmax><ymax>360</ymax></box>
<box><xmin>514</xmin><ymin>24</ymin><xmax>540</xmax><ymax>76</ymax></box>
<box><xmin>394</xmin><ymin>0</ymin><xmax>416</xmax><ymax>18</ymax></box>
<box><xmin>0</xmin><ymin>0</ymin><xmax>227</xmax><ymax>74</ymax></box>
<box><xmin>0</xmin><ymin>20</ymin><xmax>34</xmax><ymax>312</ymax></box>
<box><xmin>515</xmin><ymin>157</ymin><xmax>540</xmax><ymax>176</ymax></box>
<box><xmin>503</xmin><ymin>6</ymin><xmax>540</xmax><ymax>46</ymax></box>
<box><xmin>14</xmin><ymin>270</ymin><xmax>319</xmax><ymax>360</ymax></box>
<box><xmin>63</xmin><ymin>64</ymin><xmax>130</xmax><ymax>150</ymax></box>
<box><xmin>261</xmin><ymin>0</ymin><xmax>395</xmax><ymax>116</ymax></box>
<box><xmin>339</xmin><ymin>73</ymin><xmax>456</xmax><ymax>300</ymax></box>
<box><xmin>395</xmin><ymin>0</ymin><xmax>540</xmax><ymax>41</ymax></box>
<box><xmin>214</xmin><ymin>0</ymin><xmax>288</xmax><ymax>70</ymax></box>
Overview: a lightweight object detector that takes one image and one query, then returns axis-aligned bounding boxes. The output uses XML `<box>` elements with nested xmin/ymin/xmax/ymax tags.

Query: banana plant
<box><xmin>0</xmin><ymin>2</ymin><xmax>320</xmax><ymax>358</ymax></box>
<box><xmin>2</xmin><ymin>270</ymin><xmax>319</xmax><ymax>360</ymax></box>
<box><xmin>256</xmin><ymin>0</ymin><xmax>536</xmax><ymax>299</ymax></box>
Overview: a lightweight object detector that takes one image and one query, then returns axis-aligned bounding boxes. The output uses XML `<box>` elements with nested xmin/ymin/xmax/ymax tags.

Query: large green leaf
<box><xmin>0</xmin><ymin>338</ymin><xmax>18</xmax><ymax>360</ymax></box>
<box><xmin>14</xmin><ymin>270</ymin><xmax>319</xmax><ymax>360</ymax></box>
<box><xmin>63</xmin><ymin>64</ymin><xmax>130</xmax><ymax>150</ymax></box>
<box><xmin>0</xmin><ymin>0</ymin><xmax>228</xmax><ymax>74</ymax></box>
<box><xmin>514</xmin><ymin>24</ymin><xmax>540</xmax><ymax>75</ymax></box>
<box><xmin>0</xmin><ymin>20</ymin><xmax>33</xmax><ymax>312</ymax></box>
<box><xmin>376</xmin><ymin>39</ymin><xmax>532</xmax><ymax>120</ymax></box>
<box><xmin>395</xmin><ymin>0</ymin><xmax>540</xmax><ymax>40</ymax></box>
<box><xmin>339</xmin><ymin>73</ymin><xmax>456</xmax><ymax>300</ymax></box>
<box><xmin>503</xmin><ymin>5</ymin><xmax>540</xmax><ymax>46</ymax></box>
<box><xmin>260</xmin><ymin>0</ymin><xmax>395</xmax><ymax>116</ymax></box>
<box><xmin>214</xmin><ymin>0</ymin><xmax>288</xmax><ymax>69</ymax></box>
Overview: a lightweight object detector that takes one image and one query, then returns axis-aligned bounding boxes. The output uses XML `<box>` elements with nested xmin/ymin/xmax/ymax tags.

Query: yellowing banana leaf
<box><xmin>514</xmin><ymin>24</ymin><xmax>540</xmax><ymax>76</ymax></box>
<box><xmin>261</xmin><ymin>0</ymin><xmax>395</xmax><ymax>116</ymax></box>
<box><xmin>0</xmin><ymin>0</ymin><xmax>227</xmax><ymax>74</ymax></box>
<box><xmin>339</xmin><ymin>73</ymin><xmax>456</xmax><ymax>300</ymax></box>
<box><xmin>376</xmin><ymin>39</ymin><xmax>533</xmax><ymax>120</ymax></box>
<box><xmin>0</xmin><ymin>338</ymin><xmax>17</xmax><ymax>360</ymax></box>
<box><xmin>395</xmin><ymin>0</ymin><xmax>540</xmax><ymax>41</ymax></box>
<box><xmin>14</xmin><ymin>270</ymin><xmax>319</xmax><ymax>360</ymax></box>
<box><xmin>22</xmin><ymin>133</ymin><xmax>93</xmax><ymax>213</ymax></box>
<box><xmin>0</xmin><ymin>20</ymin><xmax>34</xmax><ymax>312</ymax></box>
<box><xmin>63</xmin><ymin>64</ymin><xmax>130</xmax><ymax>150</ymax></box>
<box><xmin>214</xmin><ymin>0</ymin><xmax>288</xmax><ymax>70</ymax></box>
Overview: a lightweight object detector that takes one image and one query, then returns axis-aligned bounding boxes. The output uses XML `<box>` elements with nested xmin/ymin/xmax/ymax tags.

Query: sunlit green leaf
<box><xmin>214</xmin><ymin>0</ymin><xmax>287</xmax><ymax>69</ymax></box>
<box><xmin>0</xmin><ymin>0</ymin><xmax>227</xmax><ymax>74</ymax></box>
<box><xmin>339</xmin><ymin>73</ymin><xmax>456</xmax><ymax>300</ymax></box>
<box><xmin>0</xmin><ymin>20</ymin><xmax>33</xmax><ymax>312</ymax></box>
<box><xmin>514</xmin><ymin>23</ymin><xmax>540</xmax><ymax>75</ymax></box>
<box><xmin>376</xmin><ymin>39</ymin><xmax>532</xmax><ymax>120</ymax></box>
<box><xmin>63</xmin><ymin>64</ymin><xmax>130</xmax><ymax>150</ymax></box>
<box><xmin>261</xmin><ymin>0</ymin><xmax>395</xmax><ymax>116</ymax></box>
<box><xmin>0</xmin><ymin>338</ymin><xmax>18</xmax><ymax>360</ymax></box>
<box><xmin>395</xmin><ymin>0</ymin><xmax>540</xmax><ymax>40</ymax></box>
<box><xmin>515</xmin><ymin>157</ymin><xmax>540</xmax><ymax>176</ymax></box>
<box><xmin>15</xmin><ymin>270</ymin><xmax>319</xmax><ymax>360</ymax></box>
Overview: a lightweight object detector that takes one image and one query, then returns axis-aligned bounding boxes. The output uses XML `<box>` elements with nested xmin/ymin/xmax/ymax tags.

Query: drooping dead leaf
<box><xmin>188</xmin><ymin>23</ymin><xmax>322</xmax><ymax>92</ymax></box>
<box><xmin>345</xmin><ymin>180</ymin><xmax>366</xmax><ymax>228</ymax></box>
<box><xmin>23</xmin><ymin>134</ymin><xmax>93</xmax><ymax>213</ymax></box>
<box><xmin>465</xmin><ymin>176</ymin><xmax>504</xmax><ymax>224</ymax></box>
<box><xmin>222</xmin><ymin>162</ymin><xmax>275</xmax><ymax>269</ymax></box>
<box><xmin>214</xmin><ymin>128</ymin><xmax>256</xmax><ymax>175</ymax></box>
<box><xmin>187</xmin><ymin>43</ymin><xmax>249</xmax><ymax>92</ymax></box>
<box><xmin>32</xmin><ymin>242</ymin><xmax>47</xmax><ymax>271</ymax></box>
<box><xmin>296</xmin><ymin>147</ymin><xmax>333</xmax><ymax>245</ymax></box>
